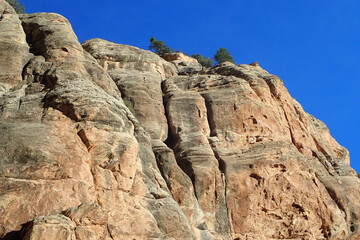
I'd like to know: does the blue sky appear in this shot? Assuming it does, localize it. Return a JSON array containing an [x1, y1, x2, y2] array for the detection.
[[21, 0, 360, 173]]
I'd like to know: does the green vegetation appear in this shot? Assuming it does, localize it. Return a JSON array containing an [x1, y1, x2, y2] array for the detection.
[[123, 99, 135, 114], [214, 47, 234, 64], [149, 37, 235, 66], [149, 37, 171, 56], [5, 0, 25, 14], [192, 54, 214, 68]]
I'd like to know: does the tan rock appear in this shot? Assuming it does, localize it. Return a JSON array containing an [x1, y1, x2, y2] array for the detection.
[[163, 77, 232, 238], [249, 61, 260, 67], [163, 52, 203, 74], [1, 2, 360, 239], [162, 62, 360, 239], [152, 140, 217, 239], [23, 215, 76, 240], [82, 38, 177, 80], [0, 8, 195, 240], [82, 39, 176, 141], [163, 52, 198, 63], [0, 1, 31, 89]]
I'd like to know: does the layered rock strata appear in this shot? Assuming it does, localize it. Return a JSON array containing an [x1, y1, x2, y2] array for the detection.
[[0, 1, 360, 239]]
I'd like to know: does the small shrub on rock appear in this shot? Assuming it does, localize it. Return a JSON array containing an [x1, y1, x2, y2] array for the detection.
[[214, 47, 234, 64], [149, 37, 171, 56], [5, 0, 25, 14], [192, 54, 214, 68]]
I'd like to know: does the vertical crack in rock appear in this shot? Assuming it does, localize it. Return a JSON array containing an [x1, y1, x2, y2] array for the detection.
[[161, 74, 232, 238], [161, 80, 199, 201], [76, 129, 91, 151], [325, 186, 347, 216], [152, 146, 173, 194], [203, 95, 217, 137], [201, 93, 232, 238], [21, 21, 35, 55], [17, 98, 22, 110], [106, 224, 115, 240], [161, 80, 177, 149], [281, 105, 303, 153]]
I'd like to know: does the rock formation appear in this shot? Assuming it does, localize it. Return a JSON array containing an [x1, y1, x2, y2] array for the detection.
[[0, 1, 360, 239], [162, 53, 203, 75]]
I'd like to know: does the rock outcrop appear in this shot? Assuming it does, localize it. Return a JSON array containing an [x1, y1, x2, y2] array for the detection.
[[0, 1, 360, 239], [163, 52, 203, 75]]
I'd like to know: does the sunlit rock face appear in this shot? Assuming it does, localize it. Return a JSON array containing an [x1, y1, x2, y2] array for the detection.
[[0, 1, 360, 239]]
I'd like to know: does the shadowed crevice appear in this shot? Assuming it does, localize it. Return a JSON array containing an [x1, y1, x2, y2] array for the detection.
[[161, 80, 177, 149], [200, 92, 232, 237], [1, 221, 32, 240]]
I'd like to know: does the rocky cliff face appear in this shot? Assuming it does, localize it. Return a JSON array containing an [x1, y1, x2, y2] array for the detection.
[[0, 1, 360, 239]]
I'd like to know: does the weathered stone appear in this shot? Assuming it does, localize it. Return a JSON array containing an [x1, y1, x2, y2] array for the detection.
[[163, 52, 198, 63], [1, 2, 360, 239], [0, 1, 31, 89], [82, 38, 177, 80], [23, 215, 76, 240], [82, 38, 176, 141], [152, 139, 217, 239], [0, 7, 195, 240], [164, 52, 203, 75], [162, 62, 360, 239], [163, 77, 232, 239]]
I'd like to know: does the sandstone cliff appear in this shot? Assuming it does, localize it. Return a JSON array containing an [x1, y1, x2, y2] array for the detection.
[[0, 1, 360, 239]]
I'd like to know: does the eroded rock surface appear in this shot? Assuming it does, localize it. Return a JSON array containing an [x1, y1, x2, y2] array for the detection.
[[164, 52, 203, 75], [82, 38, 176, 141], [0, 1, 360, 239], [0, 4, 196, 240], [0, 1, 30, 95]]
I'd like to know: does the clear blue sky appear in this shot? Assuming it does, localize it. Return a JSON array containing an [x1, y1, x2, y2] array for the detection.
[[22, 0, 360, 173]]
